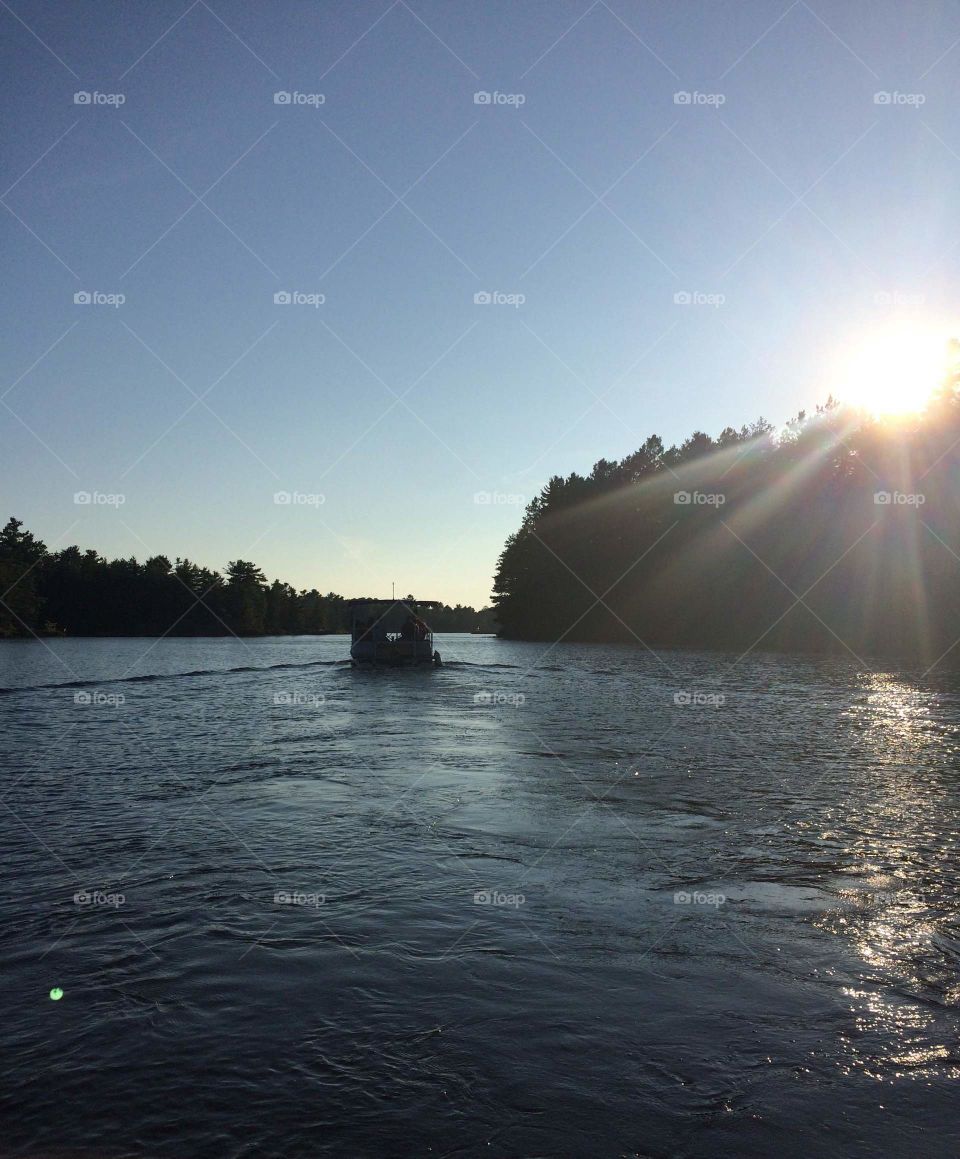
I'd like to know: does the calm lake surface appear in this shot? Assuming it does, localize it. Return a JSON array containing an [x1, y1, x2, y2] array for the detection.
[[2, 634, 959, 1157]]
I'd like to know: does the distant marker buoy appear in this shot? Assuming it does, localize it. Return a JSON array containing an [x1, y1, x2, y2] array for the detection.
[[49, 987, 64, 1001]]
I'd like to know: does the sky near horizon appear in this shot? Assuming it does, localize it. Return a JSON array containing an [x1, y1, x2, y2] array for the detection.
[[2, 0, 959, 609]]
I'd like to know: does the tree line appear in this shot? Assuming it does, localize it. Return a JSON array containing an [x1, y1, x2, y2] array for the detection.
[[0, 524, 497, 638], [493, 359, 960, 662]]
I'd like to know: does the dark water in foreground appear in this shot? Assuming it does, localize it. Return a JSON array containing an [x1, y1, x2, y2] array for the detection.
[[2, 634, 959, 1157]]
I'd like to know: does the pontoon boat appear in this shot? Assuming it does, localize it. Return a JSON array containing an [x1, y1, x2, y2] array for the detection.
[[349, 599, 443, 667]]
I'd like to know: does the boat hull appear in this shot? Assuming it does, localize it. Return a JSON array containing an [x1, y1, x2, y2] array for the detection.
[[350, 640, 437, 666]]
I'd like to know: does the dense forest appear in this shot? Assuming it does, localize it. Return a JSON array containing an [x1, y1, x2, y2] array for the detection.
[[493, 363, 960, 662], [0, 524, 496, 638]]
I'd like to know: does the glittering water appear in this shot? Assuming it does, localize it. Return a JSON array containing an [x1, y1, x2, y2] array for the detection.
[[2, 635, 959, 1157]]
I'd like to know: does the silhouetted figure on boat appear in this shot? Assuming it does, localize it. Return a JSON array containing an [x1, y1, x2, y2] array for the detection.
[[398, 612, 430, 642]]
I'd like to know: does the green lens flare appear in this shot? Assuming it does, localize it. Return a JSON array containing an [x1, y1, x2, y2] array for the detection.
[[49, 987, 64, 1001]]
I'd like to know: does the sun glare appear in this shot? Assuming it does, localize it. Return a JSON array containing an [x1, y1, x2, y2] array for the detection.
[[833, 324, 953, 417]]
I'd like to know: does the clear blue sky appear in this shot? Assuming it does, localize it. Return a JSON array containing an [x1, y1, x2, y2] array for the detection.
[[3, 0, 958, 608]]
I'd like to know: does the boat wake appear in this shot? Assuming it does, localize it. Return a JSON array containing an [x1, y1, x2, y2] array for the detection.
[[0, 657, 351, 697]]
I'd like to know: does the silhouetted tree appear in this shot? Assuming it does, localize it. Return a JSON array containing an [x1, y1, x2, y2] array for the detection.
[[0, 526, 496, 639], [0, 517, 47, 635], [492, 396, 960, 660]]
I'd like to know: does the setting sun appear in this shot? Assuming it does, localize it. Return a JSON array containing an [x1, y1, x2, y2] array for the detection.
[[833, 324, 954, 417]]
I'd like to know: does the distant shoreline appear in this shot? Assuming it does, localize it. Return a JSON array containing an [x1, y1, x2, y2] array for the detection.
[[0, 630, 494, 641]]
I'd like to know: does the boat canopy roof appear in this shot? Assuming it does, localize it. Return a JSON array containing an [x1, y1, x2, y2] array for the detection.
[[347, 598, 444, 608]]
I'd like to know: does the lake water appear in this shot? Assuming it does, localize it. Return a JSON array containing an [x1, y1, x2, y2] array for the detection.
[[1, 634, 959, 1157]]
